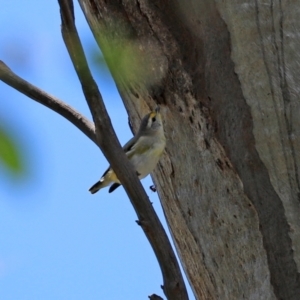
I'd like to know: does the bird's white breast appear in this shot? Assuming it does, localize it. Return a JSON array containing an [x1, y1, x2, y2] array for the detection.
[[130, 135, 166, 179]]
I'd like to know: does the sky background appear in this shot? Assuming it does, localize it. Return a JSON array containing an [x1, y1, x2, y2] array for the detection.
[[0, 1, 193, 299]]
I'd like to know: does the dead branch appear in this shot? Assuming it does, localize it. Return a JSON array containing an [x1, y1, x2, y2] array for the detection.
[[0, 61, 96, 144], [57, 0, 188, 299]]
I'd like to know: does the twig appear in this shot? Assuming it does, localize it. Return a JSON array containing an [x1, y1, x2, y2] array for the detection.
[[58, 0, 188, 299], [149, 294, 164, 300], [0, 61, 96, 144]]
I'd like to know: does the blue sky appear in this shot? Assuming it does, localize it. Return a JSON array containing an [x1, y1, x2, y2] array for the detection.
[[0, 1, 193, 299]]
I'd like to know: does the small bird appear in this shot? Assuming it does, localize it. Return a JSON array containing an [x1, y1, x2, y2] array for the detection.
[[89, 106, 166, 194]]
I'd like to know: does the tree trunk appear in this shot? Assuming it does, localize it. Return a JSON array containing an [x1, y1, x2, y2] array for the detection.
[[79, 1, 300, 299]]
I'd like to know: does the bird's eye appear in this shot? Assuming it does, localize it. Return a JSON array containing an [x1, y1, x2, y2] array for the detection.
[[152, 117, 156, 122]]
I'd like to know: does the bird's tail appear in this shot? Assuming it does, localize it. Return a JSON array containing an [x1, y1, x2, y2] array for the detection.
[[89, 178, 111, 194]]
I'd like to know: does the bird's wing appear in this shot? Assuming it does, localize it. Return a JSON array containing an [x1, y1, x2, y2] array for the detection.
[[100, 136, 137, 177], [126, 136, 152, 159], [100, 165, 111, 178], [122, 136, 137, 152]]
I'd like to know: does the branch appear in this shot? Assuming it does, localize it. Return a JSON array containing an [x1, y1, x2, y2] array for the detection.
[[58, 1, 188, 299], [0, 61, 97, 144], [149, 294, 164, 300]]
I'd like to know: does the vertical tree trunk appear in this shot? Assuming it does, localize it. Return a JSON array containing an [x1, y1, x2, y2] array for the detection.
[[79, 1, 300, 299]]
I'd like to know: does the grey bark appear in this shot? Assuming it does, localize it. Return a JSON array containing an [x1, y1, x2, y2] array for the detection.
[[0, 61, 96, 144], [79, 1, 300, 299], [58, 1, 188, 299]]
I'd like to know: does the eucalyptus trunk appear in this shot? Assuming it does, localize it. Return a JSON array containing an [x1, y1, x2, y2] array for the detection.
[[79, 1, 300, 299]]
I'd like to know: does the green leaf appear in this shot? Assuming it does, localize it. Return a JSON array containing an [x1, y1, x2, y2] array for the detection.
[[0, 126, 24, 175], [91, 27, 167, 88]]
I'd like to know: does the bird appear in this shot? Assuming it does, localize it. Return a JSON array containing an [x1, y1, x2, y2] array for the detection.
[[89, 106, 166, 194]]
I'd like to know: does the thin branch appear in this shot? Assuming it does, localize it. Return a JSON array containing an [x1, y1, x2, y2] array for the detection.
[[149, 294, 164, 300], [58, 1, 188, 299], [0, 60, 96, 144]]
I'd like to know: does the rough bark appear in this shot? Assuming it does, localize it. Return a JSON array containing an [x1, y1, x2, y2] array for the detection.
[[58, 1, 188, 299], [79, 1, 300, 299]]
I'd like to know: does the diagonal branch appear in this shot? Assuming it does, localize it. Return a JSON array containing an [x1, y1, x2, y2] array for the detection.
[[0, 60, 97, 144], [58, 0, 188, 299]]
